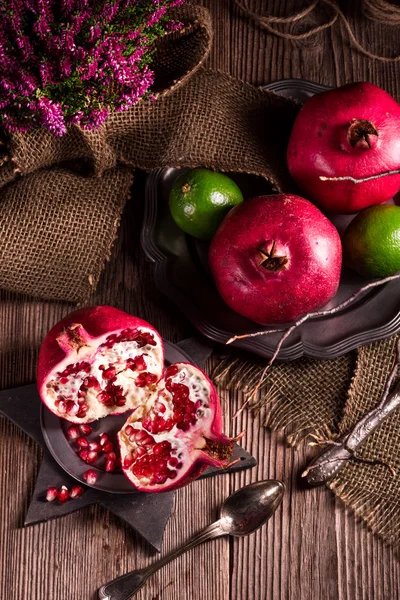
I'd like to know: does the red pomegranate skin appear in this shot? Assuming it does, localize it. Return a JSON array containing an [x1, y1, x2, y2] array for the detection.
[[287, 82, 400, 214], [209, 194, 342, 325]]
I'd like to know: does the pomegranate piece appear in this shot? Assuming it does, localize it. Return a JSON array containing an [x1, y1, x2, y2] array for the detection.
[[209, 195, 342, 325], [83, 469, 98, 485], [37, 306, 164, 424], [46, 487, 58, 502], [287, 82, 400, 213], [118, 363, 235, 493]]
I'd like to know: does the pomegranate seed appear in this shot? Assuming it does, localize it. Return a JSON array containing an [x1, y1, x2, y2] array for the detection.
[[83, 469, 98, 485], [97, 391, 112, 406], [153, 473, 167, 485], [168, 470, 177, 479], [56, 400, 67, 414], [89, 441, 101, 452], [102, 366, 116, 380], [78, 449, 89, 462], [103, 441, 114, 453], [135, 355, 147, 371], [115, 396, 126, 407], [79, 424, 92, 436], [57, 486, 69, 503], [77, 404, 88, 418], [146, 373, 158, 385], [86, 450, 98, 464], [125, 425, 134, 437], [157, 403, 166, 414], [46, 487, 58, 502], [153, 441, 172, 456], [83, 376, 99, 388], [70, 485, 84, 499], [135, 373, 147, 387], [123, 455, 134, 469], [66, 425, 80, 440], [60, 377, 69, 384], [168, 457, 179, 467], [99, 433, 110, 447], [136, 446, 146, 456], [76, 437, 89, 449], [66, 400, 79, 416], [106, 452, 117, 462], [105, 459, 116, 472], [165, 365, 179, 378]]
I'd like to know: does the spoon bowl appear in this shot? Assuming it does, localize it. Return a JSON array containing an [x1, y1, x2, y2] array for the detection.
[[219, 480, 285, 536]]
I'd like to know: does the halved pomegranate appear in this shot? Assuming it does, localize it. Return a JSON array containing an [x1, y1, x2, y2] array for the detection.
[[37, 306, 164, 423], [118, 363, 234, 492], [37, 306, 236, 492]]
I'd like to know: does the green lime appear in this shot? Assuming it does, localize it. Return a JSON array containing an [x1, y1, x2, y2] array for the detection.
[[169, 168, 243, 241], [343, 204, 400, 278]]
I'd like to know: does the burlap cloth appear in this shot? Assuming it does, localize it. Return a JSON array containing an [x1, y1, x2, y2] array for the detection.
[[0, 4, 399, 545]]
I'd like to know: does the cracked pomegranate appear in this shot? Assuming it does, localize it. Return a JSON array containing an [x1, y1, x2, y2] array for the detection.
[[38, 306, 236, 492], [209, 195, 342, 325], [287, 82, 400, 214]]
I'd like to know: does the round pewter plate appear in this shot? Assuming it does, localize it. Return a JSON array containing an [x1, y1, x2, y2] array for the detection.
[[141, 79, 400, 361], [41, 340, 194, 494]]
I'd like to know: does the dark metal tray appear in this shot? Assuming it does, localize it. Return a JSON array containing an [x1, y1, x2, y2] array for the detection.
[[141, 79, 400, 361]]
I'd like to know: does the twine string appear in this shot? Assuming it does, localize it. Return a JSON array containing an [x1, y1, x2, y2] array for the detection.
[[234, 0, 400, 62]]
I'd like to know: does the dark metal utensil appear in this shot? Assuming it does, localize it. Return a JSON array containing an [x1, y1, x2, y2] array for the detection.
[[98, 480, 285, 600]]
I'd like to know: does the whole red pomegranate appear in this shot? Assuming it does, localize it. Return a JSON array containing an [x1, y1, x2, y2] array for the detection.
[[287, 82, 400, 214], [37, 306, 235, 492], [209, 195, 342, 325]]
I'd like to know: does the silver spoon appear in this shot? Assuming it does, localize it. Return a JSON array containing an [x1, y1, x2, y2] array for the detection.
[[98, 480, 285, 600]]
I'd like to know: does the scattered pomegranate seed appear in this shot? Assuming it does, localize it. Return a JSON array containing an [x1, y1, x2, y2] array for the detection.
[[70, 485, 84, 499], [57, 486, 70, 503], [89, 441, 101, 452], [83, 469, 98, 485], [46, 487, 58, 502], [105, 459, 116, 472], [99, 432, 110, 446], [86, 450, 98, 464], [66, 425, 80, 440], [78, 449, 89, 462], [102, 441, 113, 453], [76, 436, 89, 448], [106, 452, 117, 462], [79, 424, 92, 436]]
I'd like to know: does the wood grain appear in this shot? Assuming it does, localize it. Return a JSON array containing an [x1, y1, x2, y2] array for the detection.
[[1, 1, 400, 599]]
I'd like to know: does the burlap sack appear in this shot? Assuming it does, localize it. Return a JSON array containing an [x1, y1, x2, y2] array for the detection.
[[0, 4, 297, 302]]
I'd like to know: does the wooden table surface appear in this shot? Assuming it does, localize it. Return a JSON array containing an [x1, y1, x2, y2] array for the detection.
[[1, 1, 400, 599]]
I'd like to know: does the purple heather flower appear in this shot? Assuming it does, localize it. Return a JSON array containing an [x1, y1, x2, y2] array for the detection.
[[0, 0, 186, 136]]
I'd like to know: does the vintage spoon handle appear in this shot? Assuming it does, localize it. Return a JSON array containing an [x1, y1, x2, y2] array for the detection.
[[98, 521, 225, 600], [305, 384, 400, 485]]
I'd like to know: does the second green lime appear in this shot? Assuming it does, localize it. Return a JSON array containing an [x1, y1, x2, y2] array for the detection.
[[169, 168, 244, 241], [343, 204, 400, 278]]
